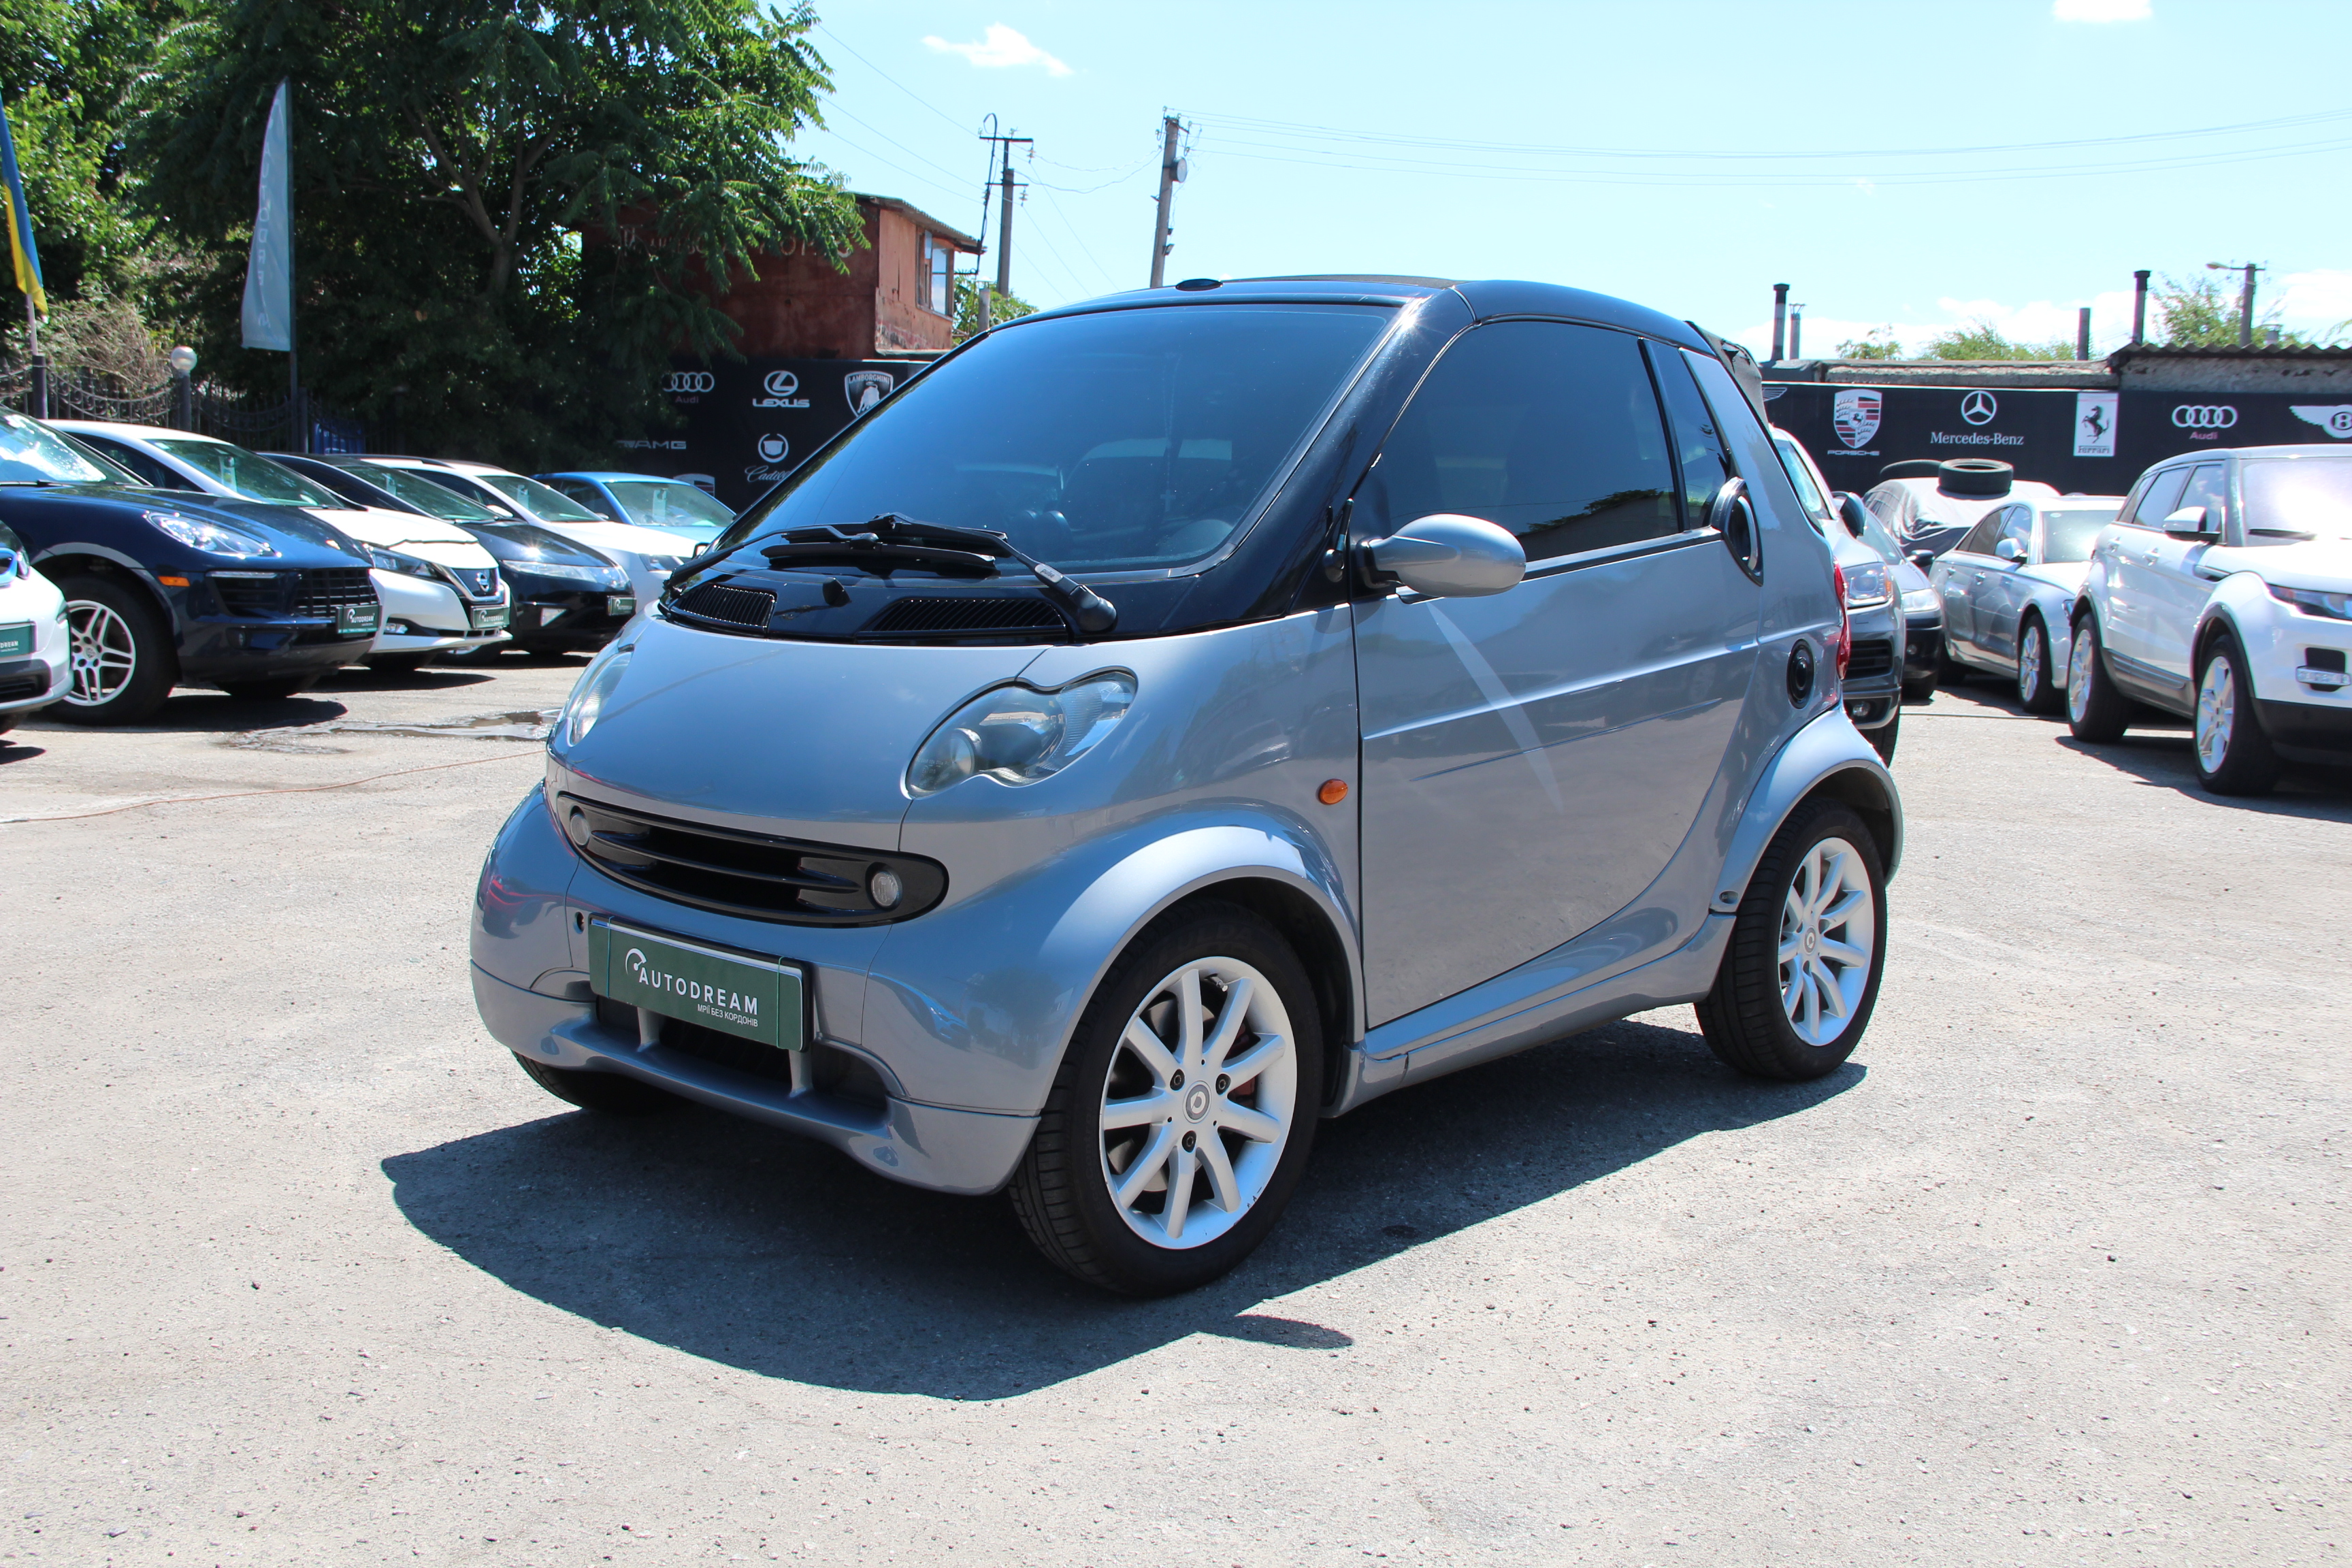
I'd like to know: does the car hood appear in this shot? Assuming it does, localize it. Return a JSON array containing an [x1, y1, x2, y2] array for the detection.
[[307, 504, 487, 553], [2206, 540, 2352, 593], [532, 519, 698, 557], [553, 613, 1045, 849]]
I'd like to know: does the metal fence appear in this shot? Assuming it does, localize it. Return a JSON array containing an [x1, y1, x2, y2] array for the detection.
[[1, 363, 367, 454]]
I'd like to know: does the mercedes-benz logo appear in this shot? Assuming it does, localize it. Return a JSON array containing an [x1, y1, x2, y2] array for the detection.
[[1960, 391, 1999, 426]]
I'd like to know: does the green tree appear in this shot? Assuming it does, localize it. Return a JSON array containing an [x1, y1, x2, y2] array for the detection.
[[1924, 320, 2075, 361], [128, 0, 863, 465], [2152, 272, 2306, 348], [954, 276, 1033, 341], [1835, 326, 1904, 360]]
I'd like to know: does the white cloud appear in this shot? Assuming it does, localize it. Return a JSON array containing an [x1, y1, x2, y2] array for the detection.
[[922, 24, 1073, 77], [2053, 0, 2151, 21], [2272, 268, 2352, 338]]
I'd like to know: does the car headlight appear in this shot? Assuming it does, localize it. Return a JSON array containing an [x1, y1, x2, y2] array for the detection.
[[1901, 587, 1939, 616], [559, 645, 633, 748], [370, 548, 440, 580], [906, 673, 1137, 797], [146, 510, 278, 559], [2269, 583, 2352, 621], [1841, 561, 1892, 608], [522, 561, 627, 587]]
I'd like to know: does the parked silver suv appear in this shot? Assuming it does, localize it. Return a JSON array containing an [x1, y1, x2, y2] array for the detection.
[[470, 277, 1902, 1294]]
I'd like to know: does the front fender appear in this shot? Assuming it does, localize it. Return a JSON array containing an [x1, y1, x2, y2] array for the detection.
[[1716, 706, 1903, 908], [29, 542, 178, 621], [859, 809, 1358, 1115]]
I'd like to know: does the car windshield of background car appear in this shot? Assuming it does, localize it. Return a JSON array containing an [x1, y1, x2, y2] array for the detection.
[[1773, 438, 1835, 530], [2038, 508, 2117, 563], [348, 461, 498, 521], [1850, 506, 1907, 564], [473, 472, 607, 523], [2240, 457, 2352, 542], [152, 438, 342, 507], [725, 303, 1391, 573], [0, 412, 118, 484], [606, 480, 732, 534]]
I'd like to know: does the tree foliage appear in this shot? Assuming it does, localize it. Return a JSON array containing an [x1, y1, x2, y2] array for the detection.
[[1835, 326, 1904, 361], [2152, 272, 2306, 348], [953, 276, 1033, 341], [1923, 321, 2075, 361], [127, 0, 862, 465]]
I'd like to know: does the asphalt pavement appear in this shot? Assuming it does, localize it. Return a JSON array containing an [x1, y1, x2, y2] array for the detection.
[[3, 655, 2347, 1567]]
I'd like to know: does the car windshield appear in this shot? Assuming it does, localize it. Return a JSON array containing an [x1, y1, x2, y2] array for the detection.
[[344, 460, 498, 521], [605, 480, 733, 536], [0, 411, 118, 483], [474, 471, 607, 522], [721, 302, 1391, 572], [152, 438, 342, 506], [2039, 507, 2117, 562], [2240, 457, 2352, 542]]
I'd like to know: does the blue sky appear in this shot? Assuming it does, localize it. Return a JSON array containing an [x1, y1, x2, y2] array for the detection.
[[797, 1, 2352, 357]]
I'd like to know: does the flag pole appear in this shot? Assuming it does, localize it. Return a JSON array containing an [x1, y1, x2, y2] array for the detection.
[[287, 86, 300, 453]]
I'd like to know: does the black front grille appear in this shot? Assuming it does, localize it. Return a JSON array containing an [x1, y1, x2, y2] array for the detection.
[[672, 581, 776, 630], [211, 574, 286, 617], [0, 657, 49, 702], [293, 568, 376, 617], [557, 792, 946, 926], [1847, 638, 1895, 679], [862, 595, 1068, 638]]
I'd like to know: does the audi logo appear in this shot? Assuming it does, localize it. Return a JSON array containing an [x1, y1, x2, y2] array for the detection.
[[2172, 404, 2238, 429], [663, 371, 715, 394]]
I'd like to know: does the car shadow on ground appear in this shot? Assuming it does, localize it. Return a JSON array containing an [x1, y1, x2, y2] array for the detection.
[[18, 691, 353, 734], [2055, 730, 2352, 816], [0, 736, 45, 763], [385, 1016, 1861, 1400], [323, 666, 497, 692]]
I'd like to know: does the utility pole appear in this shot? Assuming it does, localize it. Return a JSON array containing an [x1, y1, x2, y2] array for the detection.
[[1771, 283, 1789, 362], [2131, 270, 2151, 345], [1149, 114, 1187, 288], [975, 123, 1030, 329], [2208, 261, 2262, 347]]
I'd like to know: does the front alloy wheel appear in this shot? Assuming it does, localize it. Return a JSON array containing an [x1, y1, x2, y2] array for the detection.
[[53, 574, 172, 726], [2193, 635, 2282, 796], [1011, 903, 1322, 1294]]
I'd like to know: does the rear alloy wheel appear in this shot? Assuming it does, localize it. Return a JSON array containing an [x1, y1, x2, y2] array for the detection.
[[54, 574, 172, 726], [1009, 904, 1321, 1295], [2016, 617, 2061, 714], [2065, 611, 2131, 743], [2192, 634, 2283, 796], [1696, 799, 1886, 1081]]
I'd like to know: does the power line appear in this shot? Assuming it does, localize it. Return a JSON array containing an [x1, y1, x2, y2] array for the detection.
[[1031, 184, 1119, 293], [813, 23, 972, 135]]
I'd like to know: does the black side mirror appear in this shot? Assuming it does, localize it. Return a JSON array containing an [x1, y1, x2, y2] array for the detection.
[[1908, 550, 1936, 572]]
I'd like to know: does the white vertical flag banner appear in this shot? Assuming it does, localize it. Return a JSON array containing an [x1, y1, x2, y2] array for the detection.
[[240, 80, 292, 352]]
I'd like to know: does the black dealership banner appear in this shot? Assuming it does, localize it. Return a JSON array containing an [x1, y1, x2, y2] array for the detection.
[[1764, 380, 2352, 497], [613, 359, 919, 511]]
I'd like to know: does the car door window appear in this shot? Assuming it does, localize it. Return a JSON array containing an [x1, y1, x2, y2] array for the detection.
[[1652, 346, 1735, 529], [81, 437, 193, 490], [1998, 505, 2034, 557], [2127, 468, 2189, 527], [2176, 464, 2227, 532], [1366, 321, 1678, 563]]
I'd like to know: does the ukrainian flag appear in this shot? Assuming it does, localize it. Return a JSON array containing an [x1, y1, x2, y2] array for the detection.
[[0, 93, 46, 318]]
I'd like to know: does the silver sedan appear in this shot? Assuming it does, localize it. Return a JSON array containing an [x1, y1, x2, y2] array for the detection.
[[1927, 494, 2123, 713]]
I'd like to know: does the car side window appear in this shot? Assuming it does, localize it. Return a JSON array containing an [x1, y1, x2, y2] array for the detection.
[[1955, 510, 2004, 555], [1999, 505, 2034, 555], [2176, 464, 2227, 531], [82, 437, 191, 491], [552, 480, 602, 510], [1366, 320, 1678, 563], [1650, 345, 1735, 529], [2127, 468, 2189, 527]]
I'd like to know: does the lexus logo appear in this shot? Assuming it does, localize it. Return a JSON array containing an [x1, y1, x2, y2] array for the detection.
[[662, 371, 714, 394], [763, 370, 799, 398], [1959, 391, 1999, 426], [2172, 404, 2239, 430]]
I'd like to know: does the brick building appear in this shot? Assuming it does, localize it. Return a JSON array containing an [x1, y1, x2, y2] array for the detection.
[[685, 193, 982, 360]]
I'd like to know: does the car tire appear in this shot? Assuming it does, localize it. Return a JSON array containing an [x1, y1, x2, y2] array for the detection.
[[52, 574, 174, 727], [368, 653, 434, 678], [1008, 902, 1322, 1296], [1936, 642, 1969, 685], [1695, 798, 1886, 1082], [2065, 611, 2132, 743], [512, 1052, 679, 1115], [2192, 632, 2283, 797], [1863, 705, 1899, 762], [220, 676, 321, 702], [2015, 616, 2061, 714]]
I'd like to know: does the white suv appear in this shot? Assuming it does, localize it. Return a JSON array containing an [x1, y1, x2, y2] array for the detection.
[[2068, 445, 2352, 794]]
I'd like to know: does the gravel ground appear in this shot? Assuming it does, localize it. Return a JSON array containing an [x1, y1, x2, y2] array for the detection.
[[2, 659, 2346, 1567]]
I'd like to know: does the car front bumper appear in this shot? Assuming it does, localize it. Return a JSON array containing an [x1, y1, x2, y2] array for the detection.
[[368, 570, 510, 656], [2256, 698, 2352, 765]]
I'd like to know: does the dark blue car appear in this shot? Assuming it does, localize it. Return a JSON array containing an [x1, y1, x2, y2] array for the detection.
[[0, 410, 380, 724]]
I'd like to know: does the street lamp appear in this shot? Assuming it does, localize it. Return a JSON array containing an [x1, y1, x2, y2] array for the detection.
[[2206, 262, 2261, 348], [168, 345, 198, 430]]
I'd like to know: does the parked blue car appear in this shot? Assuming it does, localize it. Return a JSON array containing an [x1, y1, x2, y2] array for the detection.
[[473, 276, 1902, 1294], [0, 410, 378, 723], [535, 471, 735, 547]]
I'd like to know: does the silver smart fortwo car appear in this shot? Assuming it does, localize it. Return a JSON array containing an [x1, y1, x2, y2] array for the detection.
[[470, 276, 1903, 1295]]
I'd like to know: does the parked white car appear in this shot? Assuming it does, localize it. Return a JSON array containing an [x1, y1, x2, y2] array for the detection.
[[2069, 445, 2352, 794], [370, 457, 692, 606], [1928, 493, 2123, 712], [0, 519, 67, 732], [51, 422, 510, 673]]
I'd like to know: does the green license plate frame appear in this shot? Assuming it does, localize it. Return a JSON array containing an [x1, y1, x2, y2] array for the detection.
[[0, 623, 31, 658], [587, 919, 804, 1052], [607, 594, 636, 617], [470, 603, 510, 630], [336, 602, 380, 636]]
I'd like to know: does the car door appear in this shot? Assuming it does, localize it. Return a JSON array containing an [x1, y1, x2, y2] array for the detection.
[[1979, 503, 2039, 668], [2138, 462, 2227, 696], [1352, 322, 1763, 1026], [1935, 510, 2003, 660], [2102, 464, 2189, 674]]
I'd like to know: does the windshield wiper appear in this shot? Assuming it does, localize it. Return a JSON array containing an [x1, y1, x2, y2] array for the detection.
[[757, 513, 1117, 633]]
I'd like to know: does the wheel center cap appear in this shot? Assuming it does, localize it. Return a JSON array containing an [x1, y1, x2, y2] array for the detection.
[[1184, 1083, 1211, 1122], [1803, 927, 1820, 954]]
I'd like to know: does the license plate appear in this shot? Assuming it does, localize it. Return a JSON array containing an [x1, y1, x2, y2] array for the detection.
[[0, 623, 30, 658], [608, 595, 636, 617], [336, 602, 379, 635], [588, 920, 804, 1051], [470, 603, 510, 631]]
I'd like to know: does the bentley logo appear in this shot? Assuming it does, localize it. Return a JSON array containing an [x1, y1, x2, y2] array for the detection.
[[844, 370, 896, 414], [1833, 389, 1881, 449], [2289, 405, 2352, 439], [1959, 391, 1999, 426]]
